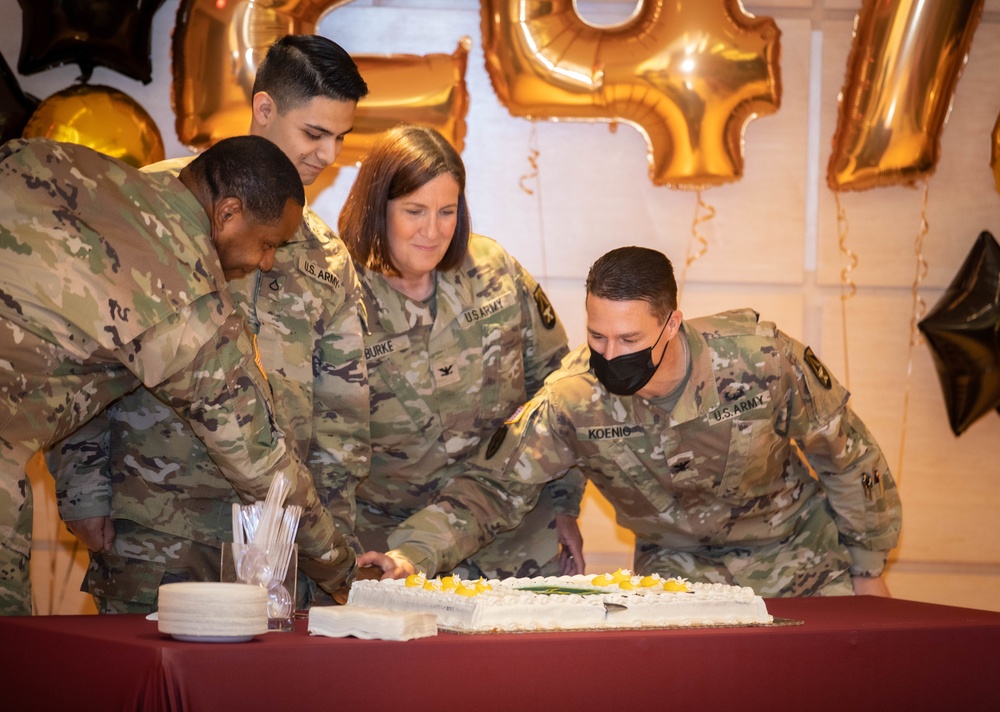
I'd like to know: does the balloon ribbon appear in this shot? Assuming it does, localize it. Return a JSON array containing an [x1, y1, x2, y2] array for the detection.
[[519, 125, 550, 284], [678, 191, 715, 300], [834, 193, 858, 389], [897, 181, 931, 488]]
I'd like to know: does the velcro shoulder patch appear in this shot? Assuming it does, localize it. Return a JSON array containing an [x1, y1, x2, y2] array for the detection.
[[533, 285, 557, 329], [803, 346, 832, 389], [298, 256, 343, 290]]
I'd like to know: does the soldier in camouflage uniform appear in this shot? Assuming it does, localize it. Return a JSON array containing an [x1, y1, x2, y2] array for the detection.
[[46, 36, 371, 613], [338, 125, 585, 580], [0, 135, 354, 616], [363, 247, 902, 597]]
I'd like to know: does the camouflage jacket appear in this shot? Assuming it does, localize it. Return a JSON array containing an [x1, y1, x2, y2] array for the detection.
[[358, 234, 583, 574], [388, 309, 901, 578], [0, 143, 352, 590], [51, 206, 371, 541]]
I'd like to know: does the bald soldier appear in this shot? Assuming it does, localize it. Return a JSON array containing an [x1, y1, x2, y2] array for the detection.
[[0, 136, 353, 615], [363, 246, 901, 597]]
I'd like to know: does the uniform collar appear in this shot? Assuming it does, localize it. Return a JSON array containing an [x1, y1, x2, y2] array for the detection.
[[362, 255, 475, 336]]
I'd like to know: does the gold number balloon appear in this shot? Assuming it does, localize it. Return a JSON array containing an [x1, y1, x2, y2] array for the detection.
[[827, 0, 984, 192], [480, 0, 782, 190], [22, 84, 165, 168], [335, 39, 470, 166], [171, 0, 469, 160]]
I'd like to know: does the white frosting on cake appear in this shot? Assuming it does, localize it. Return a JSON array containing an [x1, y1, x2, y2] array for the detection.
[[347, 571, 772, 632], [157, 582, 269, 638]]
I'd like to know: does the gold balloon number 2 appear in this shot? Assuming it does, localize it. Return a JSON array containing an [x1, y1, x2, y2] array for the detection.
[[171, 0, 470, 163]]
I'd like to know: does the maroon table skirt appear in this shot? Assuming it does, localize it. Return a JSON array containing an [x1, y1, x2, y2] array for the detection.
[[2, 596, 998, 711]]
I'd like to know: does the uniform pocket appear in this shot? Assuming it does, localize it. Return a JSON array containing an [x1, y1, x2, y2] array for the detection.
[[478, 320, 526, 422], [597, 440, 674, 513], [86, 552, 166, 605]]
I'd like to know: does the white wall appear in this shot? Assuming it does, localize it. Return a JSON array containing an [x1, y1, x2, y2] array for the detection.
[[3, 0, 999, 613]]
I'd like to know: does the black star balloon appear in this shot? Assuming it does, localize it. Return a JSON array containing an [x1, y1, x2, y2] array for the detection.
[[0, 50, 38, 143], [918, 231, 1000, 436], [16, 0, 166, 84]]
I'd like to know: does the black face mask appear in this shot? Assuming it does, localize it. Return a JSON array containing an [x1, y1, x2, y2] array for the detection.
[[589, 313, 672, 396]]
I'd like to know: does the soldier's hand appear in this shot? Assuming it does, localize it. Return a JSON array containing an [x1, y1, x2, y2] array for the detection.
[[357, 550, 417, 580], [556, 514, 585, 575], [66, 516, 115, 552]]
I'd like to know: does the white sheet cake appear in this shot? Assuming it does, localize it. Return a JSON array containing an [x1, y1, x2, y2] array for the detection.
[[347, 570, 772, 632]]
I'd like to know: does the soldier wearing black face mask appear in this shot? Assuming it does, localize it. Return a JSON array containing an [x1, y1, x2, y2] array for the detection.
[[589, 313, 672, 396], [362, 246, 901, 601]]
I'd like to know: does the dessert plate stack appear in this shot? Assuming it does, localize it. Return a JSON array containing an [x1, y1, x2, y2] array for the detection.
[[158, 582, 269, 642]]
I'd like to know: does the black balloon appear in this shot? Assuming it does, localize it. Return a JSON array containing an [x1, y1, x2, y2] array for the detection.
[[0, 51, 38, 143], [16, 0, 166, 83], [918, 231, 1000, 436]]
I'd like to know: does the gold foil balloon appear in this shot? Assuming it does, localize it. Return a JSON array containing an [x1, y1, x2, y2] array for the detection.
[[22, 84, 165, 168], [172, 0, 469, 160], [336, 39, 470, 165], [480, 0, 782, 190], [827, 0, 984, 192]]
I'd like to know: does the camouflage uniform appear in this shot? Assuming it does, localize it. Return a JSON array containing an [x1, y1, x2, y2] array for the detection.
[[0, 138, 352, 615], [48, 156, 370, 613], [357, 234, 583, 579], [387, 309, 902, 597]]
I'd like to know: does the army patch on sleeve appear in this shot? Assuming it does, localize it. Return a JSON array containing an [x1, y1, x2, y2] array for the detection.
[[533, 285, 557, 330], [297, 256, 343, 290], [484, 425, 508, 459], [803, 347, 832, 389]]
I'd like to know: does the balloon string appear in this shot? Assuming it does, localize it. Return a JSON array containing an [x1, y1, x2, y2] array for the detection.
[[678, 191, 714, 301], [834, 193, 857, 389], [519, 127, 540, 196], [520, 124, 549, 283], [896, 181, 931, 489]]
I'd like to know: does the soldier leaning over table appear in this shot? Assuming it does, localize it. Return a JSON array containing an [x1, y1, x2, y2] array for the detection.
[[0, 134, 354, 616], [337, 125, 587, 582], [362, 246, 902, 597], [47, 35, 372, 614]]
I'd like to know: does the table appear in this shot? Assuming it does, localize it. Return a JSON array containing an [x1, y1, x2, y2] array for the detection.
[[2, 596, 998, 711]]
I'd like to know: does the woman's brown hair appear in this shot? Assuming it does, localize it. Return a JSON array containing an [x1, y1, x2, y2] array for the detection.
[[338, 124, 471, 276]]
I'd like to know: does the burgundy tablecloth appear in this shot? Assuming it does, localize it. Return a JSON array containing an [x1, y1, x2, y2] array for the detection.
[[2, 596, 998, 711]]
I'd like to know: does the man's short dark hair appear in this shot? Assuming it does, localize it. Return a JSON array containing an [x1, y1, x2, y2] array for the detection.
[[188, 135, 304, 223], [253, 34, 369, 111], [586, 246, 678, 320]]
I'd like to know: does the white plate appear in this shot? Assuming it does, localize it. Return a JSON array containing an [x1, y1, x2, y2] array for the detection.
[[170, 633, 257, 643]]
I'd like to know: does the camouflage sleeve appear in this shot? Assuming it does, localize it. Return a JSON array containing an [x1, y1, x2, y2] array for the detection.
[[310, 264, 370, 556], [47, 408, 114, 523], [140, 311, 356, 592], [508, 255, 582, 518], [386, 392, 578, 575], [547, 468, 586, 518], [511, 256, 569, 398], [783, 334, 902, 577]]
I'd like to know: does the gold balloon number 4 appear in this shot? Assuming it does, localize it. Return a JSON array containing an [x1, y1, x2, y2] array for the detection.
[[481, 0, 782, 191]]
